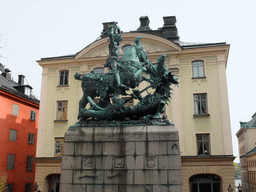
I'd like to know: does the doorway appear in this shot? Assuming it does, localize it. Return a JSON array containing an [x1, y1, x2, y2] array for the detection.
[[190, 174, 221, 192], [47, 174, 60, 192]]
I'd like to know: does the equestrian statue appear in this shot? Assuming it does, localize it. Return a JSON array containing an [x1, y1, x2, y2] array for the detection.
[[74, 22, 178, 124]]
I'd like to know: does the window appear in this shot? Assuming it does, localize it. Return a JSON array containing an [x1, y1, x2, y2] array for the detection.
[[25, 183, 32, 192], [194, 93, 208, 115], [26, 156, 33, 171], [59, 70, 69, 86], [9, 130, 17, 141], [11, 104, 19, 116], [192, 60, 205, 78], [94, 67, 104, 74], [5, 184, 13, 192], [28, 133, 35, 144], [56, 101, 68, 120], [24, 86, 32, 96], [30, 111, 36, 121], [55, 138, 64, 157], [6, 154, 15, 170], [196, 134, 210, 155]]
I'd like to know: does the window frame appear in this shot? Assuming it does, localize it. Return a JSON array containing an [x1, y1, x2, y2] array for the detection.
[[58, 70, 69, 86], [6, 154, 15, 170], [196, 134, 211, 156], [54, 137, 64, 157], [55, 100, 68, 122], [192, 60, 205, 79], [30, 110, 36, 121], [9, 129, 17, 141], [11, 104, 19, 116], [25, 183, 32, 192], [28, 133, 35, 145], [26, 156, 33, 171], [193, 93, 209, 117]]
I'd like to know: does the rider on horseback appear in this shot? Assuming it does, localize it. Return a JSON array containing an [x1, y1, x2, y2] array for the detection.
[[104, 22, 127, 90]]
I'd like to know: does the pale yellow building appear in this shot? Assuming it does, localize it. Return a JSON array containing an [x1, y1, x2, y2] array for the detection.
[[236, 113, 256, 191], [35, 16, 235, 192]]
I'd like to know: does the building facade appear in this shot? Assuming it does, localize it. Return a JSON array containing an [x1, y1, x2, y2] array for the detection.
[[236, 113, 256, 191], [35, 16, 235, 192], [0, 65, 39, 192]]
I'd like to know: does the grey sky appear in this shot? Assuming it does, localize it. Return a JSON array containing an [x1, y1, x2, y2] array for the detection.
[[1, 0, 255, 162]]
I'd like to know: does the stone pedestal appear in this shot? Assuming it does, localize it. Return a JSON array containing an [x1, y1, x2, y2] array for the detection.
[[60, 124, 182, 192]]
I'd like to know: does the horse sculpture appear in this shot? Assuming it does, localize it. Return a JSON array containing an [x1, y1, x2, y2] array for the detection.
[[75, 23, 178, 122], [74, 38, 150, 119]]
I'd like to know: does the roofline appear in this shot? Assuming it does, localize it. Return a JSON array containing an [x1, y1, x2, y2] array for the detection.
[[181, 42, 229, 49], [0, 86, 40, 106], [39, 54, 76, 61]]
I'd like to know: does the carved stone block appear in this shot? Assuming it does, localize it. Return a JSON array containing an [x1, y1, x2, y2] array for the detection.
[[104, 170, 133, 184], [62, 156, 81, 170], [146, 156, 158, 169], [82, 156, 95, 169], [114, 157, 126, 168], [73, 170, 104, 184]]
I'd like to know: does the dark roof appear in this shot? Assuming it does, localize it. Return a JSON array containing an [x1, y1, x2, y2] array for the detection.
[[0, 74, 39, 104], [240, 112, 256, 128]]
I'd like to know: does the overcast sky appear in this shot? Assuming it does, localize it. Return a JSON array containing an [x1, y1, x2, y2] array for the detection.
[[1, 0, 255, 162]]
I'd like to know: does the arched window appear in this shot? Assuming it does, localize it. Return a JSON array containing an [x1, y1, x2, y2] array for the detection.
[[47, 174, 60, 192], [190, 174, 221, 192], [192, 61, 205, 78]]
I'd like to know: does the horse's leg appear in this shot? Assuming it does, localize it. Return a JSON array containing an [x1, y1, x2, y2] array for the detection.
[[78, 94, 88, 119]]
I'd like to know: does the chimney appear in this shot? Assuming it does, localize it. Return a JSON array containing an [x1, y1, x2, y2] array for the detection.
[[18, 75, 25, 85], [2, 68, 12, 80], [160, 16, 180, 41]]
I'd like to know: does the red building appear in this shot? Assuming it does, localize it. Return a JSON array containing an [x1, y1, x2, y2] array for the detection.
[[0, 65, 39, 192]]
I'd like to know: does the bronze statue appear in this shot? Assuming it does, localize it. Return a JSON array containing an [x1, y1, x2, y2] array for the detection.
[[75, 23, 178, 124], [104, 22, 127, 90]]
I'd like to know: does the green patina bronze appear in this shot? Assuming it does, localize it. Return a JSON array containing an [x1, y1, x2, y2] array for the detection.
[[74, 23, 178, 124]]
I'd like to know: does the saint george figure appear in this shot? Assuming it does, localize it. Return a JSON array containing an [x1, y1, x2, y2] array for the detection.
[[104, 23, 127, 89]]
